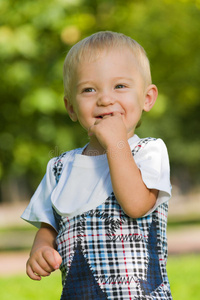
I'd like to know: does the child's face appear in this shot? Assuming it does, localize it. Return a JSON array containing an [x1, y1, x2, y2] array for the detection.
[[65, 47, 154, 140]]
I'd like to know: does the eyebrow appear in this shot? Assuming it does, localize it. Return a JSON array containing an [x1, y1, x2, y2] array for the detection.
[[76, 81, 94, 88], [112, 77, 134, 82], [76, 77, 134, 88]]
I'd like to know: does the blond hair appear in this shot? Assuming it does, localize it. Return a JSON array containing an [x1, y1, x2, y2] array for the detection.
[[63, 31, 152, 100]]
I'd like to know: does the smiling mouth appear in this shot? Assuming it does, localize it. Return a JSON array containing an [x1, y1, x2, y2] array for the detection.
[[96, 113, 113, 119]]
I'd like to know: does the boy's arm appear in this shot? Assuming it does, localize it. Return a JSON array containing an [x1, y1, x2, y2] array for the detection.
[[26, 223, 62, 281], [89, 113, 158, 218], [107, 140, 158, 218]]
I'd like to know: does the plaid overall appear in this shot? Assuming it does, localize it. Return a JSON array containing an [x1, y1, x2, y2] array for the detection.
[[52, 139, 172, 300]]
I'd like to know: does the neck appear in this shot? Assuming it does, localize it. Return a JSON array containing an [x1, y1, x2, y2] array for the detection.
[[83, 136, 106, 156]]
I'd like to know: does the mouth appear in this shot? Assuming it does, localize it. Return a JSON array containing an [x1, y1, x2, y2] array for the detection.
[[96, 113, 113, 119]]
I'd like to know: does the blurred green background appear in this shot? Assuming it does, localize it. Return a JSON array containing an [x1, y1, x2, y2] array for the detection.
[[0, 1, 200, 299], [0, 0, 200, 202]]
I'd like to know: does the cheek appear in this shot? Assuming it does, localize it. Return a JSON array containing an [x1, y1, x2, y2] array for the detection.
[[76, 103, 88, 117], [75, 103, 93, 126], [124, 100, 143, 122], [125, 98, 139, 113]]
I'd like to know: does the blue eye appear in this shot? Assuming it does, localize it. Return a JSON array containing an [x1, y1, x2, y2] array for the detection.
[[115, 84, 125, 89]]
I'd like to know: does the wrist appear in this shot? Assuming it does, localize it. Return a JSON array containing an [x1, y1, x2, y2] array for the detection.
[[106, 139, 132, 161]]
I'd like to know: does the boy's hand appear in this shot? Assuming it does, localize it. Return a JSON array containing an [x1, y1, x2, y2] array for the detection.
[[26, 246, 62, 281], [88, 112, 127, 151]]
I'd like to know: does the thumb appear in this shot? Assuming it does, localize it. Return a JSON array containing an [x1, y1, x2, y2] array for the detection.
[[53, 250, 62, 269]]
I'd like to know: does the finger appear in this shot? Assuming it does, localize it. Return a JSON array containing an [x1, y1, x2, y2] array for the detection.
[[27, 254, 52, 276], [53, 250, 62, 269], [28, 259, 51, 277], [112, 111, 122, 118], [102, 114, 112, 119], [26, 263, 42, 281], [43, 249, 61, 270]]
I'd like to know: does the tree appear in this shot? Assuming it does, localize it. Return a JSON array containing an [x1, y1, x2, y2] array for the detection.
[[0, 0, 199, 202]]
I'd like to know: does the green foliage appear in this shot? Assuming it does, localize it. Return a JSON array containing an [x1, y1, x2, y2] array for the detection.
[[0, 0, 200, 197]]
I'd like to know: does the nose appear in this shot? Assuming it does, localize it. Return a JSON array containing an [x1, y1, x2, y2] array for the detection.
[[97, 93, 115, 106]]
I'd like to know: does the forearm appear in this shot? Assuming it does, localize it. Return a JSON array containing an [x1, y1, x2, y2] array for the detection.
[[27, 223, 61, 280], [107, 141, 157, 218], [30, 223, 57, 255]]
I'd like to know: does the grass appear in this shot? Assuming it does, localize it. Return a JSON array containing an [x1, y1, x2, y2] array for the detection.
[[167, 254, 200, 300], [0, 271, 62, 300], [0, 254, 200, 299]]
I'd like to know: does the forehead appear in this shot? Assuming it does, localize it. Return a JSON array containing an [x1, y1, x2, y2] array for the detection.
[[74, 46, 141, 79], [79, 45, 136, 64], [73, 48, 146, 91]]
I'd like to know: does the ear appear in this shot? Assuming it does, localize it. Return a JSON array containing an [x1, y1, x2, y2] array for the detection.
[[64, 97, 78, 122], [143, 84, 158, 112]]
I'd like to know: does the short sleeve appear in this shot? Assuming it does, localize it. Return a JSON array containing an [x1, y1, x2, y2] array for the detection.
[[134, 138, 171, 216], [21, 158, 58, 231]]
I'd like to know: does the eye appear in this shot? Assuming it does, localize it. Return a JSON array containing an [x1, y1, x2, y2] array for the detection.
[[82, 87, 95, 93], [115, 84, 126, 89]]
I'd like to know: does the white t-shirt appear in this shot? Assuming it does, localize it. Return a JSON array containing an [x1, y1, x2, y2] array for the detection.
[[21, 135, 171, 231]]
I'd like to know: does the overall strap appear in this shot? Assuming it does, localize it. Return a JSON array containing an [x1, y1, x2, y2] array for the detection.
[[52, 152, 67, 184], [131, 137, 156, 156]]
